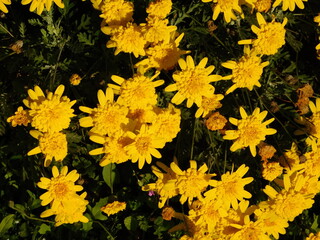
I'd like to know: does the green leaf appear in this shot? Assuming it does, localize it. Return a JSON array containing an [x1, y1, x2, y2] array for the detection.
[[38, 223, 51, 235], [124, 216, 137, 231], [91, 197, 108, 221], [0, 214, 15, 236], [102, 163, 116, 193]]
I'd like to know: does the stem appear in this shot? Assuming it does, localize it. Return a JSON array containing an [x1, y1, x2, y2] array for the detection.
[[10, 206, 54, 224], [50, 40, 66, 90], [190, 117, 196, 160], [94, 221, 115, 240], [0, 23, 14, 38]]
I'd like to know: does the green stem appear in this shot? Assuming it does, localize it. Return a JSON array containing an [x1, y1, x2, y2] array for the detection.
[[0, 23, 14, 38], [94, 220, 115, 240], [10, 206, 54, 224], [190, 117, 196, 160]]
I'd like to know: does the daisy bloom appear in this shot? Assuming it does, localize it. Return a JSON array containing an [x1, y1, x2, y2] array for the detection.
[[0, 0, 10, 13], [27, 130, 67, 167], [170, 160, 216, 204], [101, 201, 126, 216], [205, 164, 253, 210], [306, 232, 320, 240], [37, 166, 84, 206], [223, 107, 277, 157], [146, 0, 172, 19], [205, 112, 227, 131], [126, 124, 166, 169], [202, 0, 243, 23], [195, 92, 224, 118], [69, 74, 82, 86], [99, 0, 133, 26], [261, 161, 283, 182], [273, 0, 308, 11], [109, 72, 164, 110], [143, 18, 177, 45], [7, 106, 31, 127], [135, 33, 190, 73], [221, 46, 269, 94], [21, 0, 64, 15], [89, 132, 133, 166], [258, 142, 276, 161], [165, 55, 222, 108], [102, 23, 147, 58], [142, 161, 178, 208], [252, 0, 272, 12], [230, 219, 271, 240], [79, 88, 129, 136], [23, 85, 76, 133], [238, 13, 287, 56]]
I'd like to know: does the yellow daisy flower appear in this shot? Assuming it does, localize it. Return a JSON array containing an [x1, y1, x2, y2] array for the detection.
[[205, 164, 253, 210], [21, 0, 64, 15], [143, 18, 177, 45], [238, 13, 287, 56], [7, 106, 31, 127], [223, 107, 277, 157], [109, 72, 164, 110], [69, 73, 82, 86], [253, 0, 272, 12], [126, 124, 166, 169], [27, 130, 67, 167], [195, 92, 224, 118], [79, 88, 129, 136], [273, 0, 308, 11], [306, 232, 320, 240], [165, 55, 222, 108], [102, 23, 147, 58], [99, 0, 133, 26], [0, 0, 10, 13], [261, 161, 283, 182], [205, 112, 227, 131], [146, 0, 172, 19], [23, 85, 76, 133], [170, 160, 216, 204], [135, 33, 190, 73], [221, 46, 269, 94], [230, 219, 271, 240], [37, 166, 84, 206], [202, 0, 243, 23], [101, 201, 126, 216]]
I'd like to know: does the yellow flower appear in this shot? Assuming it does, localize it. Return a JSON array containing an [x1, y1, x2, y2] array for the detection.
[[102, 23, 147, 58], [0, 0, 10, 14], [135, 33, 190, 73], [273, 0, 308, 11], [143, 18, 177, 45], [205, 112, 227, 131], [162, 206, 176, 220], [109, 72, 164, 110], [69, 74, 82, 86], [99, 0, 133, 26], [126, 124, 166, 169], [221, 46, 269, 94], [202, 0, 243, 23], [24, 85, 76, 133], [27, 130, 67, 167], [306, 232, 320, 240], [303, 141, 320, 177], [79, 88, 129, 136], [261, 161, 283, 181], [101, 201, 126, 216], [165, 55, 222, 108], [205, 164, 253, 210], [315, 14, 320, 26], [37, 166, 84, 206], [258, 142, 276, 161], [170, 160, 216, 204], [238, 13, 287, 56], [223, 107, 277, 157], [7, 106, 31, 127], [253, 0, 272, 12], [41, 192, 89, 226], [142, 161, 178, 208], [89, 132, 132, 166], [146, 0, 172, 19], [195, 92, 224, 118], [230, 220, 271, 240], [21, 0, 64, 15]]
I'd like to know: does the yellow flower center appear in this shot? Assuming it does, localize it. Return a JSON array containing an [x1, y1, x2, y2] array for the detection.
[[53, 182, 69, 198], [237, 117, 266, 146], [136, 136, 151, 154]]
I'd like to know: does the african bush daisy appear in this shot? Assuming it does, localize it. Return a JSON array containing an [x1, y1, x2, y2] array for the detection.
[[202, 0, 243, 23], [99, 0, 134, 26], [195, 92, 224, 118], [165, 55, 222, 108], [223, 107, 277, 157], [101, 201, 126, 216], [23, 85, 76, 133], [238, 13, 287, 56], [306, 232, 320, 240], [273, 0, 308, 11], [27, 130, 67, 167], [21, 0, 64, 15], [143, 18, 177, 45], [146, 0, 172, 19], [221, 46, 269, 94], [7, 106, 30, 127]]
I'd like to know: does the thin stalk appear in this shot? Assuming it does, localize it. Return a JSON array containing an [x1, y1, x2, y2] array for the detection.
[[94, 221, 115, 240]]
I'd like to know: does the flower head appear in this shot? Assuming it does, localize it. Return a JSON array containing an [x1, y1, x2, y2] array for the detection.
[[252, 0, 272, 12], [165, 55, 222, 108], [205, 112, 228, 131], [24, 85, 76, 133], [273, 0, 308, 11], [238, 13, 287, 56], [195, 92, 224, 118], [306, 232, 320, 240], [221, 46, 269, 94], [146, 0, 172, 19], [261, 161, 283, 181], [202, 0, 243, 23], [99, 0, 133, 26], [101, 201, 126, 216], [223, 107, 277, 157], [7, 106, 31, 127], [69, 74, 82, 86], [21, 0, 64, 15], [27, 130, 67, 167]]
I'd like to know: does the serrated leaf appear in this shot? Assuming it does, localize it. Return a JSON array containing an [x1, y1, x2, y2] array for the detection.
[[77, 32, 95, 46], [38, 224, 51, 235], [102, 163, 116, 193], [91, 197, 108, 220], [124, 216, 137, 231], [0, 214, 14, 235]]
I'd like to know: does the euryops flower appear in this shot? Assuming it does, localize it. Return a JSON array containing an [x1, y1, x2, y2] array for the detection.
[[21, 0, 64, 15], [7, 106, 30, 127], [273, 0, 308, 11], [202, 0, 243, 23], [101, 201, 126, 216]]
